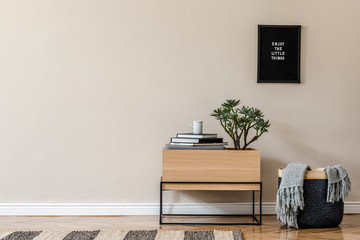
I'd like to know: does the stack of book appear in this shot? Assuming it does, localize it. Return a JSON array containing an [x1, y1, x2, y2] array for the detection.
[[165, 133, 228, 150]]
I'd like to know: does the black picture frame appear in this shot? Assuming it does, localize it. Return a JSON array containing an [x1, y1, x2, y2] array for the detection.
[[257, 25, 301, 83]]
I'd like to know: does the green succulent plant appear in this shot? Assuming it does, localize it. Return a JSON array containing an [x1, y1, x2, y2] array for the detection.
[[211, 99, 270, 150]]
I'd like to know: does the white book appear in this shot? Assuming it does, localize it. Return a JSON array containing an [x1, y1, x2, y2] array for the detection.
[[176, 133, 218, 139]]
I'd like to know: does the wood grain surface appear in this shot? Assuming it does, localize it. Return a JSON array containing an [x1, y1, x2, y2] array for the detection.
[[0, 215, 358, 240], [162, 149, 261, 182]]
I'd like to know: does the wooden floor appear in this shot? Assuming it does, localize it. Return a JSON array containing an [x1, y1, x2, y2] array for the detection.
[[0, 215, 359, 240]]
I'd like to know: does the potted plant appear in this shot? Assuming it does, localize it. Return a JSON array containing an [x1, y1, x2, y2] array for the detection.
[[211, 99, 270, 150], [162, 99, 270, 183]]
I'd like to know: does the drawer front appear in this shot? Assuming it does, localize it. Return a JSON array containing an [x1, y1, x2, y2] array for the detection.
[[162, 149, 260, 182]]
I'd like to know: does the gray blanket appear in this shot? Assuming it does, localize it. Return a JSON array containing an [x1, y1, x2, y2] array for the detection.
[[325, 165, 351, 203], [276, 163, 351, 228], [276, 162, 309, 228]]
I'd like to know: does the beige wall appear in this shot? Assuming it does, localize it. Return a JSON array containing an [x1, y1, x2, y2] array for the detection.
[[0, 0, 359, 204]]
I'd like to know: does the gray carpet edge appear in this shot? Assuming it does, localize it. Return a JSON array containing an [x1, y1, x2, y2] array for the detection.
[[0, 229, 242, 240]]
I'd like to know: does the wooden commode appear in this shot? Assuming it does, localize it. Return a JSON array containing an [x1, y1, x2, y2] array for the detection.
[[160, 149, 262, 225]]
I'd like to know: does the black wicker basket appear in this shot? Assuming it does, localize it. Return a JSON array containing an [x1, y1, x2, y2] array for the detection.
[[278, 169, 344, 228]]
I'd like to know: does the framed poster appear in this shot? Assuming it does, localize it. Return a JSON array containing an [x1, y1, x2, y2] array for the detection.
[[257, 25, 301, 83]]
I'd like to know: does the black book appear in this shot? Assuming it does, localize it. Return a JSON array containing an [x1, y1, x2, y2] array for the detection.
[[169, 142, 228, 146], [176, 133, 217, 139], [171, 137, 223, 144], [165, 144, 225, 150]]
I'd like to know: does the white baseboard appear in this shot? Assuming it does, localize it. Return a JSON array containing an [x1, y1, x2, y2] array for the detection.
[[0, 202, 359, 216]]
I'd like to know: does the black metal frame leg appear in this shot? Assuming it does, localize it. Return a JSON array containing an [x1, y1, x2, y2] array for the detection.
[[159, 178, 262, 225]]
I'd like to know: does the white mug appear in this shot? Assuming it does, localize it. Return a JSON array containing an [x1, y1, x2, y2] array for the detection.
[[191, 121, 203, 134]]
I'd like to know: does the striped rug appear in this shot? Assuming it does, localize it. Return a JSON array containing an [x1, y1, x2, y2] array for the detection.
[[0, 230, 242, 240]]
